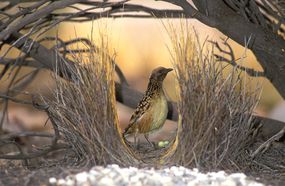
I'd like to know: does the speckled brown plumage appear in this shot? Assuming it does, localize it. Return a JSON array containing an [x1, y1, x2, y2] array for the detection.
[[123, 67, 173, 147]]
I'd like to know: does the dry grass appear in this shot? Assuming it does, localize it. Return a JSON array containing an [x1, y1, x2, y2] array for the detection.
[[43, 22, 284, 185], [45, 33, 137, 166], [163, 21, 260, 171], [44, 21, 260, 169]]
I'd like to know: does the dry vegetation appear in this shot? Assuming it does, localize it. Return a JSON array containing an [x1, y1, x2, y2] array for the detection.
[[163, 22, 259, 170], [1, 1, 285, 184], [45, 33, 138, 166], [21, 22, 283, 185], [162, 22, 284, 184]]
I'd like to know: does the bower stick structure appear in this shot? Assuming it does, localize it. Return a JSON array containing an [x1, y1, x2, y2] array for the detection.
[[0, 33, 284, 165]]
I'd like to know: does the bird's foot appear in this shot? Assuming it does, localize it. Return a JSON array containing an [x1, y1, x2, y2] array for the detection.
[[146, 141, 157, 150], [135, 143, 140, 150]]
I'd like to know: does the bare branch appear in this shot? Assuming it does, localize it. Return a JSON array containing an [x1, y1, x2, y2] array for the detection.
[[0, 143, 69, 160], [115, 65, 129, 86], [210, 40, 265, 77], [0, 0, 86, 41], [0, 92, 65, 161], [251, 126, 285, 158], [0, 0, 50, 31], [0, 132, 53, 141], [0, 93, 34, 106]]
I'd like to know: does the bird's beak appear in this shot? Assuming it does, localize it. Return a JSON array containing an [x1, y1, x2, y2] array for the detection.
[[165, 68, 173, 73]]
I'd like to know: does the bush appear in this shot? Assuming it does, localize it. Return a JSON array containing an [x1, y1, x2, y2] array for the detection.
[[46, 34, 137, 166], [163, 22, 259, 171]]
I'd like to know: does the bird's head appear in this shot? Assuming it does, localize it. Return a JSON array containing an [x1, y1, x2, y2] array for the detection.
[[150, 66, 173, 82]]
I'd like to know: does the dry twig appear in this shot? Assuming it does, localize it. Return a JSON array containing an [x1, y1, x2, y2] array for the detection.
[[251, 126, 285, 158]]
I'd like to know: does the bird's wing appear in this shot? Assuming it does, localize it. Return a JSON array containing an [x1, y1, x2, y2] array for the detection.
[[123, 96, 152, 134]]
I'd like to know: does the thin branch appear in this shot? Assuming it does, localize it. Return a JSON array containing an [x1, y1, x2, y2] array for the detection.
[[0, 131, 53, 141], [0, 143, 69, 160], [0, 94, 34, 105], [115, 64, 129, 86], [0, 0, 87, 41], [251, 126, 285, 158], [210, 40, 265, 77], [0, 141, 28, 165], [0, 0, 50, 31], [0, 95, 65, 161]]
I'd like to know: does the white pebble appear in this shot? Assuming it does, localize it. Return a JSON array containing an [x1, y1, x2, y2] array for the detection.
[[65, 178, 75, 186], [220, 179, 237, 186], [48, 165, 264, 186], [49, 177, 57, 185], [57, 179, 66, 185], [99, 177, 114, 186], [76, 172, 89, 183]]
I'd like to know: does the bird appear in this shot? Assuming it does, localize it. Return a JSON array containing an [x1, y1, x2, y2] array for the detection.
[[123, 66, 173, 149]]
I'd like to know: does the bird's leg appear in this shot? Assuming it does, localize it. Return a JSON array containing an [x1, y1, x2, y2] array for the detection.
[[134, 128, 140, 149], [144, 134, 155, 148]]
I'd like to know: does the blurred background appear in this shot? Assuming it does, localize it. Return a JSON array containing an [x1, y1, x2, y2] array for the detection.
[[0, 1, 284, 142]]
